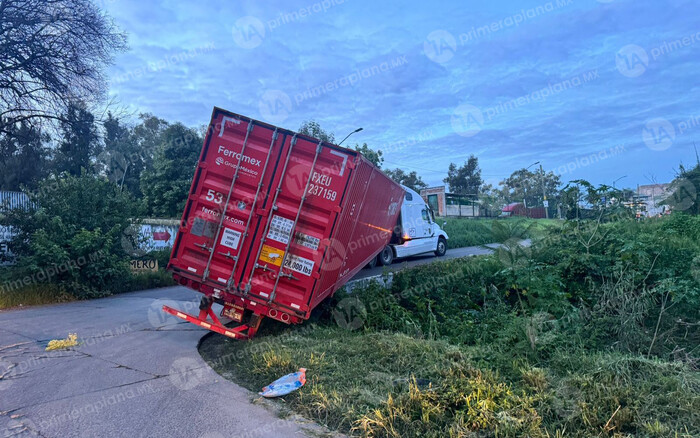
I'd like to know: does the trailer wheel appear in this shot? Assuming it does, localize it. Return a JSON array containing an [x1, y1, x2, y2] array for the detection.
[[378, 246, 394, 266], [435, 237, 447, 257]]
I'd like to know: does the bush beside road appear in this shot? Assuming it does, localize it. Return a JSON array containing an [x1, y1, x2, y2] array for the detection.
[[201, 213, 700, 437]]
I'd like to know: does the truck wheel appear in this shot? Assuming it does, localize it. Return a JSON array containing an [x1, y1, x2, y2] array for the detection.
[[378, 246, 394, 266], [435, 237, 447, 257]]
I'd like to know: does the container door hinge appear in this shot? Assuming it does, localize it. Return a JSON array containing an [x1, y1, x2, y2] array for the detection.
[[278, 271, 299, 281], [194, 243, 212, 252], [255, 263, 272, 272], [217, 251, 237, 261]]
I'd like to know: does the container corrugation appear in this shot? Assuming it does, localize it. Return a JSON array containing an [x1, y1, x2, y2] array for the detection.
[[167, 108, 404, 327]]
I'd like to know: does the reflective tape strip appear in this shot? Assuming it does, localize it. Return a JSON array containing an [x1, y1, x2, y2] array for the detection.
[[200, 322, 211, 329], [176, 312, 187, 319], [291, 303, 300, 309], [187, 267, 197, 273]]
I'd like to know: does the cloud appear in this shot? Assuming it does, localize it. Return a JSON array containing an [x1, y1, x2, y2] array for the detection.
[[104, 0, 699, 188]]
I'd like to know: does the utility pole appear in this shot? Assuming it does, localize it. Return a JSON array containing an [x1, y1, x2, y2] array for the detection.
[[540, 164, 549, 219]]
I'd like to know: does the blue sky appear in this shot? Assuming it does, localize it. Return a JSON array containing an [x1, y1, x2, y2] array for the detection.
[[104, 0, 700, 189]]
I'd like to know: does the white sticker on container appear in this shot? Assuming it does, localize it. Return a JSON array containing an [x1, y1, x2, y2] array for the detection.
[[267, 215, 293, 244], [283, 254, 315, 277], [220, 228, 242, 249], [294, 232, 320, 251]]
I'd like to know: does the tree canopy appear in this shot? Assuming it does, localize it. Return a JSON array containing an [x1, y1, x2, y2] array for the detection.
[[384, 168, 428, 192], [444, 156, 482, 197], [0, 0, 127, 135], [499, 167, 561, 207]]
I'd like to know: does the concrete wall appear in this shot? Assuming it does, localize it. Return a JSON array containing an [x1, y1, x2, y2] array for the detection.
[[445, 205, 480, 217]]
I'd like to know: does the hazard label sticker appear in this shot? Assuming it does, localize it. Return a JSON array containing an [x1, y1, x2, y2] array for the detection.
[[283, 254, 315, 276], [220, 228, 242, 250], [267, 215, 293, 244], [259, 244, 284, 266]]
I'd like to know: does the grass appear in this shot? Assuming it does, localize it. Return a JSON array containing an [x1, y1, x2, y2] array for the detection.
[[0, 283, 76, 309], [441, 217, 560, 249], [0, 269, 175, 309], [201, 319, 699, 437]]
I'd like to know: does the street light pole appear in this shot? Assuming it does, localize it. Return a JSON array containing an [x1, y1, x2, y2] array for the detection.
[[338, 127, 363, 146], [613, 175, 627, 204], [540, 163, 548, 219], [612, 175, 627, 189], [524, 161, 540, 217]]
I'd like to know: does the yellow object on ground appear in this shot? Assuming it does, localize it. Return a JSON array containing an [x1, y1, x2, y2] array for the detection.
[[46, 333, 78, 351]]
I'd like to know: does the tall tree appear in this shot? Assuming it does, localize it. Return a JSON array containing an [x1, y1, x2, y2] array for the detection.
[[54, 102, 100, 176], [354, 143, 384, 168], [0, 121, 50, 191], [444, 155, 482, 197], [384, 168, 428, 192], [132, 113, 169, 170], [100, 112, 145, 196], [140, 123, 202, 217], [500, 168, 561, 207], [298, 120, 335, 143], [0, 0, 127, 135]]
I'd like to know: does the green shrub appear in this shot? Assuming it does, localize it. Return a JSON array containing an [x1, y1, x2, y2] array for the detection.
[[2, 175, 137, 298]]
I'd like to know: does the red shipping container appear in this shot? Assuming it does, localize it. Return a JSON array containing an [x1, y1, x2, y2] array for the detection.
[[164, 108, 404, 339]]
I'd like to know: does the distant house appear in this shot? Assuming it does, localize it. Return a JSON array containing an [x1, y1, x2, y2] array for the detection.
[[500, 202, 525, 217], [636, 183, 672, 216], [419, 186, 481, 217], [500, 202, 547, 219]]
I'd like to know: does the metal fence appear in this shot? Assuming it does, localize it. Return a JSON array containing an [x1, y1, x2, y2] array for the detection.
[[0, 191, 32, 212], [0, 191, 32, 265]]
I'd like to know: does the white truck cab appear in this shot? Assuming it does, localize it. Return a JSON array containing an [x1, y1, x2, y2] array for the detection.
[[374, 185, 449, 266]]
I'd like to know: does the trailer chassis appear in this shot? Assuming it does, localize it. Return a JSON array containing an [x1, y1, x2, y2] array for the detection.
[[162, 296, 263, 340]]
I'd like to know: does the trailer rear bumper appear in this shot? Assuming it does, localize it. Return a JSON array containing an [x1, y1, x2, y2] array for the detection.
[[162, 303, 263, 340]]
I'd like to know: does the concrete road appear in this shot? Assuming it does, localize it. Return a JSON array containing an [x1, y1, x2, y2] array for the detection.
[[352, 243, 501, 281], [0, 287, 332, 438], [0, 242, 509, 437]]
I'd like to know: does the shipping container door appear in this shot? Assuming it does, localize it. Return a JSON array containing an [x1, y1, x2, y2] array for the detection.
[[170, 111, 284, 289], [239, 135, 355, 314]]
